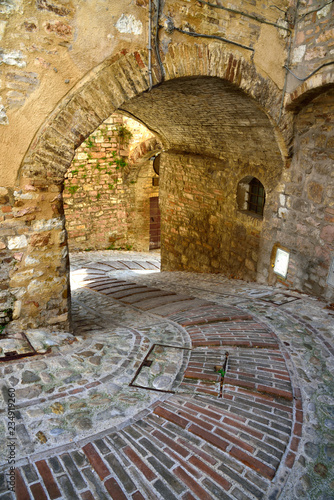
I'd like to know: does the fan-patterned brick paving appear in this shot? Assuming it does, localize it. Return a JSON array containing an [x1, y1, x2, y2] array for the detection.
[[2, 261, 303, 500]]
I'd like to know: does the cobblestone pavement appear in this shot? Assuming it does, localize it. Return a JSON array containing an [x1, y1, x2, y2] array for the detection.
[[0, 250, 333, 499]]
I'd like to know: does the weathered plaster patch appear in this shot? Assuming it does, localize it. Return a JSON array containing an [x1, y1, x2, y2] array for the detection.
[[115, 14, 142, 35], [0, 49, 26, 68]]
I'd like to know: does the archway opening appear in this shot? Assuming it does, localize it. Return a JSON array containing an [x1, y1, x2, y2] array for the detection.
[[14, 68, 286, 331], [63, 112, 160, 255]]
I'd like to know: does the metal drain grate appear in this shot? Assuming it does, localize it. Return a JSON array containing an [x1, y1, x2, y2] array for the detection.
[[130, 344, 190, 393], [0, 332, 38, 362], [260, 293, 300, 305]]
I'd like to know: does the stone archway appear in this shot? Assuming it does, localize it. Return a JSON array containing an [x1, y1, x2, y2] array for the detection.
[[10, 44, 292, 331]]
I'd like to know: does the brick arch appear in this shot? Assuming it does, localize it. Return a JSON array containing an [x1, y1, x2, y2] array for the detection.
[[286, 77, 334, 112], [19, 43, 292, 184], [12, 43, 293, 330]]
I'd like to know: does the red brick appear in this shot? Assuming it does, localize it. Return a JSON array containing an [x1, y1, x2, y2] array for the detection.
[[223, 417, 264, 439], [177, 438, 217, 465], [290, 437, 300, 452], [15, 470, 30, 500], [82, 443, 110, 480], [207, 404, 246, 422], [81, 492, 95, 500], [256, 385, 293, 401], [215, 427, 254, 453], [295, 398, 303, 410], [35, 460, 62, 499], [69, 387, 85, 394], [229, 447, 275, 480], [49, 392, 67, 400], [134, 51, 145, 69], [104, 477, 127, 499], [132, 492, 145, 500], [152, 429, 189, 458], [274, 374, 291, 381], [85, 381, 101, 389], [164, 448, 201, 478], [172, 407, 214, 431], [154, 406, 188, 428], [285, 452, 296, 468], [184, 370, 219, 383], [124, 446, 156, 481], [224, 377, 256, 390], [192, 340, 221, 347], [189, 456, 231, 491], [296, 410, 303, 423], [30, 483, 48, 500], [224, 393, 233, 400], [174, 467, 212, 500], [185, 402, 222, 421], [195, 387, 219, 396], [188, 424, 229, 451], [293, 422, 302, 436], [182, 493, 197, 500]]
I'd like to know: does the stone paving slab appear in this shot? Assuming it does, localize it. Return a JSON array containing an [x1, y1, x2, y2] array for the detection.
[[0, 251, 333, 499]]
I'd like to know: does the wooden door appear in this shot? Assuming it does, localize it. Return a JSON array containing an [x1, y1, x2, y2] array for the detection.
[[149, 197, 160, 250]]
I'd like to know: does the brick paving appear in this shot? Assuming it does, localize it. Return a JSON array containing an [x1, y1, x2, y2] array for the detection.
[[0, 251, 333, 499]]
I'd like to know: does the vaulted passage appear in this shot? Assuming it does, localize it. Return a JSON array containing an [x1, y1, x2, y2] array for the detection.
[[1, 1, 334, 496], [121, 76, 283, 165], [120, 76, 283, 278]]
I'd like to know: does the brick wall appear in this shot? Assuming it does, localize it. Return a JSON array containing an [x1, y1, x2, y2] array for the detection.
[[64, 114, 159, 252]]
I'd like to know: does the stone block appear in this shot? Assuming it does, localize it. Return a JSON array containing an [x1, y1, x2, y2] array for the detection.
[[7, 235, 27, 249]]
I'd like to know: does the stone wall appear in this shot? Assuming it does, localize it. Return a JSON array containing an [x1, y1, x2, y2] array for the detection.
[[0, 0, 292, 185], [258, 87, 334, 299], [288, 1, 334, 95], [160, 151, 283, 281], [64, 114, 159, 252]]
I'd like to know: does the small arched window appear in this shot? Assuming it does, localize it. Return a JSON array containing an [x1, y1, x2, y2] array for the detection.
[[237, 176, 266, 218], [247, 178, 265, 216]]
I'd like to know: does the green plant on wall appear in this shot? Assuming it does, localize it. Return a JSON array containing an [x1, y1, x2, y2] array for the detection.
[[68, 185, 80, 194], [86, 137, 94, 149], [115, 124, 132, 145]]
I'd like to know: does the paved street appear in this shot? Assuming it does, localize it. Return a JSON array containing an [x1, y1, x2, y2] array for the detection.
[[0, 250, 333, 499]]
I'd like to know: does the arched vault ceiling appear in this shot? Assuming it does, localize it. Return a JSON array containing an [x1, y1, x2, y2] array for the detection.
[[121, 76, 283, 166]]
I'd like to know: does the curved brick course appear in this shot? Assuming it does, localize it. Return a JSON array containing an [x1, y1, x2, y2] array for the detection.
[[1, 251, 332, 499], [0, 258, 302, 499]]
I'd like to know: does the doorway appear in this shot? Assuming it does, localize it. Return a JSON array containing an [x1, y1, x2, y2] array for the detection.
[[149, 196, 161, 250]]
